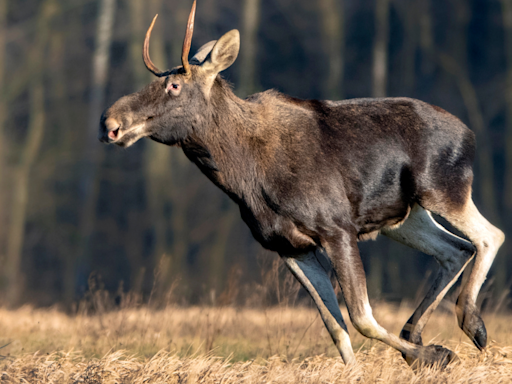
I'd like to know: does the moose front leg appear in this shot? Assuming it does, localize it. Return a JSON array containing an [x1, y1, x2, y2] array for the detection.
[[326, 230, 457, 368], [282, 250, 355, 364]]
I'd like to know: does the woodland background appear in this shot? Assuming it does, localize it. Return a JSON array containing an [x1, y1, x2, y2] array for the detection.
[[0, 0, 511, 309]]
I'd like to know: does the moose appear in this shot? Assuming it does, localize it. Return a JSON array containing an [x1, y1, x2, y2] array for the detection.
[[99, 0, 504, 367]]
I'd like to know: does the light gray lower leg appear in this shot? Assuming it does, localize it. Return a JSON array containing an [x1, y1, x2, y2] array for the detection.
[[382, 204, 475, 344], [282, 250, 355, 364]]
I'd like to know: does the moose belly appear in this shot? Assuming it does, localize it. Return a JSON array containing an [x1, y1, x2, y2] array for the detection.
[[239, 205, 317, 255], [355, 202, 411, 241]]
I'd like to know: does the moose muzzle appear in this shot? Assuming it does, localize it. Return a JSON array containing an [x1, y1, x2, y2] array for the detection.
[[99, 117, 121, 143]]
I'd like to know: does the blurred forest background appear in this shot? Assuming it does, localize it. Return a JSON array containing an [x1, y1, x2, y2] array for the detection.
[[0, 0, 511, 308]]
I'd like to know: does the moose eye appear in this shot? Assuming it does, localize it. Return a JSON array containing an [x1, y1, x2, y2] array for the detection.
[[167, 82, 181, 96]]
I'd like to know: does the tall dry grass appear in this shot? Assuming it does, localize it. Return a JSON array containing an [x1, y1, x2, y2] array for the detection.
[[0, 302, 511, 383], [0, 259, 510, 382]]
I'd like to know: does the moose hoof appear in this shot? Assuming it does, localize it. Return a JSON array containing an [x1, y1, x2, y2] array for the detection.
[[405, 345, 458, 369], [458, 305, 487, 350]]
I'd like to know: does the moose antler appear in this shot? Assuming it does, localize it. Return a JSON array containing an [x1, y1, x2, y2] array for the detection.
[[182, 0, 196, 77], [143, 1, 196, 78], [143, 15, 169, 77]]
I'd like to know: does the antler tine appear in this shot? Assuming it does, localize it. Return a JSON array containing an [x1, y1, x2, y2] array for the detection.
[[182, 0, 197, 77], [143, 14, 168, 77]]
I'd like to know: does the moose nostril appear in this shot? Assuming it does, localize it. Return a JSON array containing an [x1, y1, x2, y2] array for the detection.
[[108, 128, 120, 140], [104, 117, 121, 141]]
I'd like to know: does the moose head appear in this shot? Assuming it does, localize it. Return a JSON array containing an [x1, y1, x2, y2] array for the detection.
[[99, 0, 240, 148]]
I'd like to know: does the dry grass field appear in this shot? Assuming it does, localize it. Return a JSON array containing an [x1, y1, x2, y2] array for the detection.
[[0, 301, 510, 383]]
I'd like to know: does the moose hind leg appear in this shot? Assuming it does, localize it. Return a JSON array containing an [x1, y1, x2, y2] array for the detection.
[[437, 198, 505, 350], [327, 231, 457, 368], [381, 204, 475, 348], [282, 250, 355, 364]]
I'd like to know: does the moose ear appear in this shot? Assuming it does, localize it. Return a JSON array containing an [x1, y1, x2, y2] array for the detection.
[[190, 40, 217, 65], [202, 30, 240, 75]]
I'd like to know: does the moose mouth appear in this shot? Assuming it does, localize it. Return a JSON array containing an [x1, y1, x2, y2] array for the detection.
[[105, 122, 148, 147]]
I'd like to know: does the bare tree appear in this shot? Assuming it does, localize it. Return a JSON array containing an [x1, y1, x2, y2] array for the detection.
[[67, 0, 117, 303], [167, 151, 192, 285], [500, 0, 512, 214], [497, 0, 512, 292], [319, 0, 344, 99], [129, 0, 151, 87], [5, 0, 56, 305], [0, 0, 7, 262], [398, 0, 418, 94], [372, 0, 390, 98], [417, 0, 434, 75], [207, 204, 238, 295], [239, 0, 261, 96]]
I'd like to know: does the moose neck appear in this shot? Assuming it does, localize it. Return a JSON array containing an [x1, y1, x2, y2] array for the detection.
[[180, 78, 265, 201]]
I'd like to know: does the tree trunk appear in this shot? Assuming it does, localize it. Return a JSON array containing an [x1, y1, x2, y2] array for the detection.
[[239, 0, 261, 96], [400, 0, 417, 94], [498, 0, 512, 293], [0, 0, 8, 266], [418, 0, 434, 75], [5, 0, 56, 305], [367, 251, 383, 298], [129, 0, 150, 87], [168, 151, 190, 284], [318, 0, 344, 100], [372, 0, 390, 98], [67, 0, 116, 303], [208, 206, 238, 295], [500, 0, 512, 214], [144, 141, 171, 262]]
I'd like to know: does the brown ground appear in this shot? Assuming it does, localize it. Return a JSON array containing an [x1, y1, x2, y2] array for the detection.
[[0, 302, 511, 383]]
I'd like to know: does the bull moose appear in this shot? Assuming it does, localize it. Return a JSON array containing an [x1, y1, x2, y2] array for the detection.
[[99, 0, 505, 367]]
